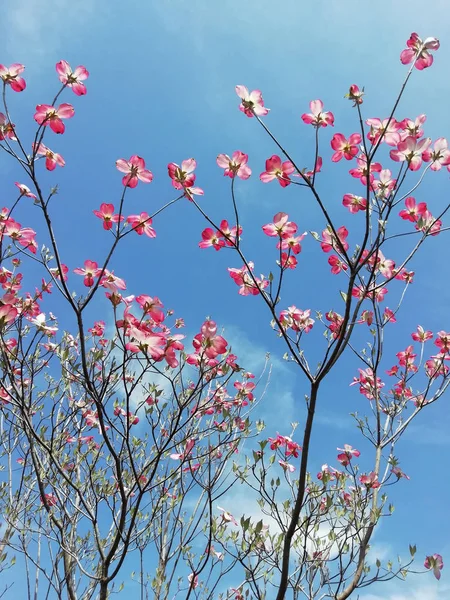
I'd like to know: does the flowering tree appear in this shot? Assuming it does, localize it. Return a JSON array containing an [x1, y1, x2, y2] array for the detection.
[[0, 33, 448, 599]]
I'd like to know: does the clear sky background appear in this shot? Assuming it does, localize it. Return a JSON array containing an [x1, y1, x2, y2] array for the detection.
[[2, 0, 450, 598]]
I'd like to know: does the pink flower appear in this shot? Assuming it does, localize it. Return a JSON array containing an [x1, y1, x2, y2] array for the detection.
[[435, 331, 450, 353], [217, 506, 238, 526], [279, 460, 296, 472], [167, 158, 197, 190], [349, 154, 382, 185], [0, 63, 26, 92], [219, 220, 241, 246], [235, 85, 269, 117], [136, 295, 164, 322], [73, 260, 101, 287], [170, 438, 195, 461], [33, 143, 65, 171], [337, 444, 360, 466], [126, 213, 156, 237], [302, 156, 323, 180], [399, 196, 427, 222], [351, 368, 384, 400], [422, 138, 450, 171], [262, 212, 297, 238], [187, 573, 199, 589], [260, 155, 295, 187], [412, 325, 433, 343], [199, 228, 226, 251], [116, 155, 153, 188], [15, 182, 36, 199], [390, 136, 431, 171], [397, 346, 417, 372], [228, 262, 268, 296], [326, 310, 344, 339], [0, 113, 16, 141], [328, 255, 348, 274], [278, 232, 306, 255], [41, 493, 58, 507], [99, 270, 126, 292], [366, 118, 401, 147], [34, 103, 74, 134], [345, 84, 364, 106], [330, 133, 361, 162], [0, 304, 18, 327], [359, 472, 380, 489], [93, 203, 124, 230], [358, 310, 374, 326], [192, 320, 227, 359], [371, 169, 396, 200], [279, 253, 297, 270], [400, 33, 440, 70], [279, 306, 314, 333], [321, 226, 349, 254], [383, 307, 396, 324], [424, 554, 444, 580], [401, 114, 426, 140], [342, 193, 367, 214], [416, 210, 442, 236], [217, 151, 251, 179], [301, 99, 334, 128], [56, 60, 89, 95], [125, 324, 166, 359], [392, 466, 410, 480]]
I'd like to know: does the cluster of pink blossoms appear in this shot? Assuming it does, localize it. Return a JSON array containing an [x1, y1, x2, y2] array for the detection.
[[199, 220, 241, 251], [186, 319, 237, 371], [228, 262, 269, 296], [93, 202, 156, 238], [114, 298, 184, 368], [279, 306, 314, 334], [268, 433, 302, 472], [167, 158, 203, 199], [217, 151, 251, 179], [262, 212, 306, 259], [0, 206, 37, 255], [399, 196, 442, 236]]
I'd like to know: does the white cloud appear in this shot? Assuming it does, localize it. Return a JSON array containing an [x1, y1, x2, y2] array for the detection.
[[4, 0, 98, 58]]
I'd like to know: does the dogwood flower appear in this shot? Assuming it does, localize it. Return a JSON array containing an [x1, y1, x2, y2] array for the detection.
[[422, 138, 450, 171], [359, 472, 380, 489], [424, 554, 444, 580], [93, 203, 124, 230], [74, 260, 102, 287], [56, 60, 89, 95], [116, 155, 153, 188], [34, 103, 74, 134], [301, 100, 334, 128], [400, 33, 440, 70], [15, 183, 36, 199], [330, 133, 361, 161], [126, 213, 156, 237], [412, 325, 433, 343], [33, 143, 65, 171], [390, 136, 431, 171], [0, 64, 26, 91], [217, 151, 251, 179], [366, 118, 401, 146], [345, 84, 364, 106], [342, 194, 367, 214], [260, 155, 295, 187], [0, 113, 16, 141], [262, 212, 297, 238], [235, 85, 269, 117]]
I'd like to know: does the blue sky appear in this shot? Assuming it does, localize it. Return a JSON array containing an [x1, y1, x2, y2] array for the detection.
[[3, 0, 450, 598]]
